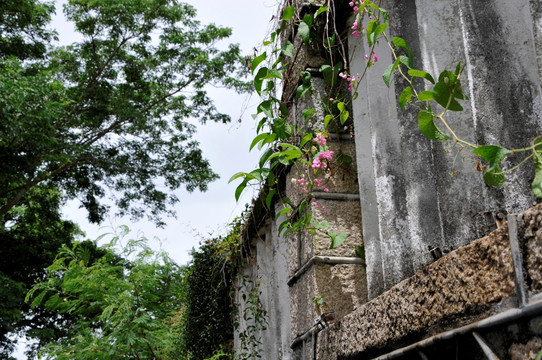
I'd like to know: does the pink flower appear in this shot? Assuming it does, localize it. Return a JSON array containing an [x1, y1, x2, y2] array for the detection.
[[352, 31, 359, 38], [373, 54, 378, 62], [312, 158, 322, 169], [354, 6, 359, 12], [349, 1, 354, 6], [364, 54, 369, 60], [319, 150, 334, 160], [324, 188, 329, 192], [329, 97, 334, 101], [313, 133, 326, 146], [352, 20, 358, 30]]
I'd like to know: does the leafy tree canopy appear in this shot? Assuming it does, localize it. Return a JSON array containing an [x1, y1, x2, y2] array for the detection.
[[0, 0, 250, 226], [27, 229, 187, 359], [0, 0, 249, 356], [0, 0, 56, 59]]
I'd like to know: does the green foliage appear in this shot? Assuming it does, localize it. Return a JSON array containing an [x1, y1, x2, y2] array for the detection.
[[235, 276, 268, 360], [26, 229, 185, 360], [182, 236, 238, 360], [0, 0, 250, 225], [418, 110, 451, 142], [0, 0, 56, 59], [0, 185, 82, 357], [472, 146, 511, 186], [328, 231, 347, 249]]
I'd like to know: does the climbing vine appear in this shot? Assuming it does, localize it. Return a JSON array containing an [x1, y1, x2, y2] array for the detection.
[[230, 0, 542, 243], [182, 213, 268, 360]]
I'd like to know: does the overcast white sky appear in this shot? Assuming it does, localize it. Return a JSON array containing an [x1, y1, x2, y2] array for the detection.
[[57, 0, 280, 265]]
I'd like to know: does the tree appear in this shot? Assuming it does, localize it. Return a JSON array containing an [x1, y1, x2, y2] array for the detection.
[[0, 185, 82, 358], [0, 0, 249, 226], [26, 230, 187, 359], [0, 0, 56, 60], [0, 0, 249, 355]]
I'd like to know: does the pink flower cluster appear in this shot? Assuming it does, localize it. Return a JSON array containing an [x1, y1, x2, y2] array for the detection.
[[365, 51, 378, 63], [313, 133, 326, 146], [311, 198, 327, 215], [349, 1, 364, 38], [296, 178, 310, 193], [294, 177, 329, 194], [312, 149, 334, 169], [339, 72, 361, 91], [349, 1, 360, 12]]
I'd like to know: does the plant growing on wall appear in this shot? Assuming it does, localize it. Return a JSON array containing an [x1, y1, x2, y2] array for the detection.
[[231, 0, 542, 243]]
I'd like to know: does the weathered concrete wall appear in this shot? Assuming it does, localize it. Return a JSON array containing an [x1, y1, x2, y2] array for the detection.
[[234, 212, 293, 360], [235, 0, 542, 358], [353, 0, 542, 299]]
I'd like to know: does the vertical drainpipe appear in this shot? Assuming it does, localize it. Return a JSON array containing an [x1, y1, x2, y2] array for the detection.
[[507, 213, 527, 308]]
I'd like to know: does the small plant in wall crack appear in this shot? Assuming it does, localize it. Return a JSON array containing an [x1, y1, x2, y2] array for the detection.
[[235, 275, 268, 360]]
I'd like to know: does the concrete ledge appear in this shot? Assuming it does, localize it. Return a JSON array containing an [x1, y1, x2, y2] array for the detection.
[[316, 218, 519, 358]]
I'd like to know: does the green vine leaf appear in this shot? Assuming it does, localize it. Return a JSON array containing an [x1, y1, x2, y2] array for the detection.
[[418, 110, 452, 141], [392, 37, 413, 67], [328, 231, 347, 249], [259, 148, 274, 168], [366, 20, 376, 45], [315, 5, 328, 18], [369, 22, 387, 46], [324, 114, 333, 128], [263, 31, 277, 46], [265, 189, 275, 209], [300, 133, 313, 148], [399, 86, 412, 112], [398, 55, 412, 69], [340, 110, 349, 124], [320, 62, 343, 86], [311, 220, 331, 229], [281, 40, 294, 58], [355, 245, 365, 259], [299, 15, 313, 44], [257, 100, 273, 118], [382, 58, 400, 87], [296, 71, 312, 98], [251, 52, 266, 74], [282, 6, 295, 21], [228, 172, 246, 183], [303, 108, 315, 122], [472, 145, 511, 167], [418, 91, 435, 102], [483, 166, 506, 187], [433, 81, 463, 111], [235, 179, 248, 202], [275, 206, 291, 221], [408, 69, 435, 84], [472, 145, 512, 187]]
